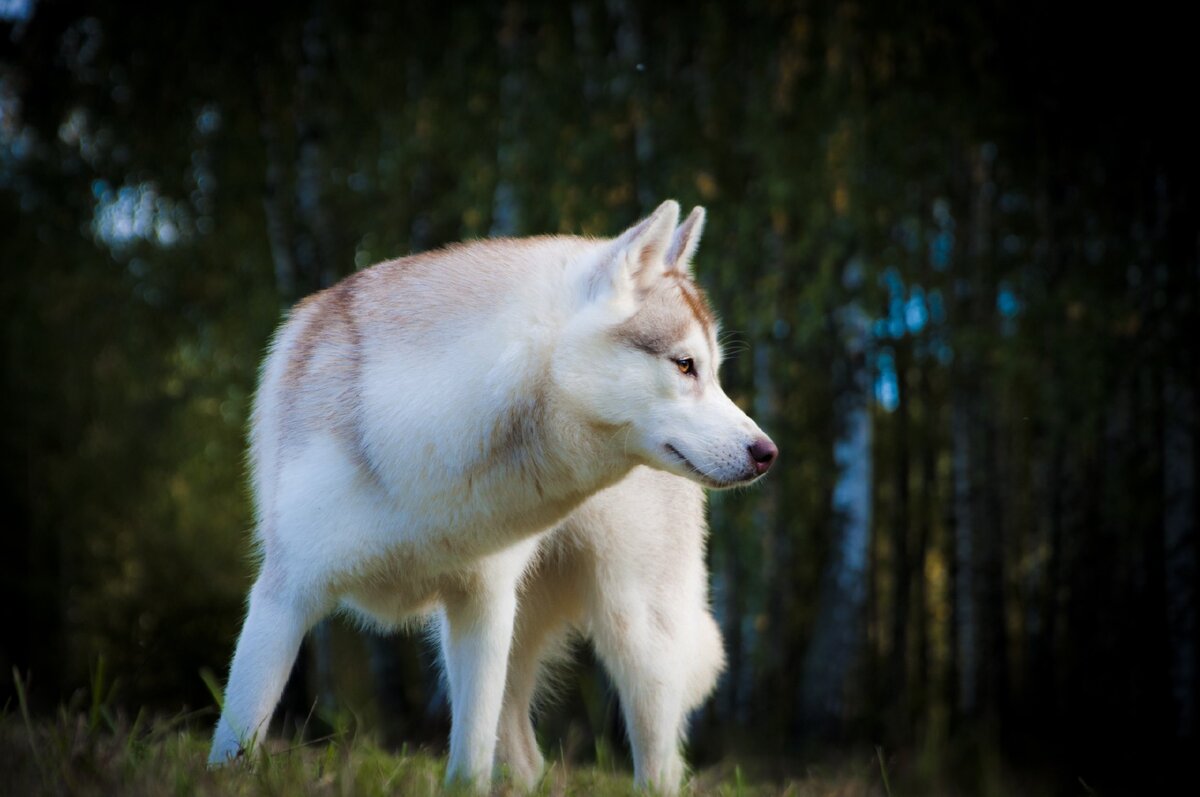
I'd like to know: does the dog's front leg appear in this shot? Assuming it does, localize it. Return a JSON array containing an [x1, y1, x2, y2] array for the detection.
[[439, 566, 522, 790], [592, 599, 691, 793]]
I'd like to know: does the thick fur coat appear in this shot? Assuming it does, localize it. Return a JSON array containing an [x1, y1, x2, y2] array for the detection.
[[209, 201, 777, 792]]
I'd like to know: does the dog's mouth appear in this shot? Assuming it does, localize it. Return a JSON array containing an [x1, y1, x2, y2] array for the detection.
[[663, 443, 739, 489]]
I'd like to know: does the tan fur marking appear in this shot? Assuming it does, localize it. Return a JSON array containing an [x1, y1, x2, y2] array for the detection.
[[457, 374, 558, 507], [611, 274, 715, 357], [280, 300, 321, 394], [610, 610, 631, 637], [612, 314, 689, 357], [328, 280, 385, 487], [674, 276, 715, 337], [276, 274, 384, 487]]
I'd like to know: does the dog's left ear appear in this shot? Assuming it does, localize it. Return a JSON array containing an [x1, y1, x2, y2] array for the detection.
[[617, 199, 680, 285], [665, 206, 705, 277], [587, 200, 680, 304]]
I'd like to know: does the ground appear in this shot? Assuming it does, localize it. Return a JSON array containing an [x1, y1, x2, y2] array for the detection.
[[1, 710, 895, 797]]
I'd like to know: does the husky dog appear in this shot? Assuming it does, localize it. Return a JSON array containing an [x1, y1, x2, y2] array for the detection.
[[498, 466, 722, 792], [208, 200, 777, 792]]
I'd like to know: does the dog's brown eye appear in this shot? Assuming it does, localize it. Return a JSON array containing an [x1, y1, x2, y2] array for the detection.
[[675, 358, 694, 376]]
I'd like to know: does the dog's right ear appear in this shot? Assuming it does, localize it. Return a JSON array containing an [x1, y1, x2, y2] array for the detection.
[[665, 206, 705, 276], [587, 200, 680, 305]]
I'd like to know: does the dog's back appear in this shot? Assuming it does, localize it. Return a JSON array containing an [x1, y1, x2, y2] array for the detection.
[[248, 236, 602, 553]]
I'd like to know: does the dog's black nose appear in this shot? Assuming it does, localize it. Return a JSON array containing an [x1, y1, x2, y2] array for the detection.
[[748, 438, 778, 474]]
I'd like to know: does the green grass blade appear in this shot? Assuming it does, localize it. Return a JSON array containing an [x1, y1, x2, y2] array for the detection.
[[876, 745, 894, 797], [12, 667, 48, 781], [199, 667, 225, 712]]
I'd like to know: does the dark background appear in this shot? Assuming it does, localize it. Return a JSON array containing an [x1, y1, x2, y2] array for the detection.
[[2, 1, 1197, 793]]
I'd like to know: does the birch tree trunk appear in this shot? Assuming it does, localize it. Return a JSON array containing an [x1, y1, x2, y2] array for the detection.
[[609, 0, 655, 211], [889, 339, 911, 728], [801, 299, 872, 730], [490, 1, 524, 238]]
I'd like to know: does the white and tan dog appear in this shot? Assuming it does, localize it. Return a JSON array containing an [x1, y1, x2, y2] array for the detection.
[[208, 200, 777, 792]]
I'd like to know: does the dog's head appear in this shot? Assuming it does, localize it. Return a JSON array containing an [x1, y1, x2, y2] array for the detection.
[[557, 200, 777, 488]]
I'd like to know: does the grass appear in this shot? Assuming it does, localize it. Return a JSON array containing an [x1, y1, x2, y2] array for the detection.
[[0, 709, 888, 797], [0, 666, 923, 796]]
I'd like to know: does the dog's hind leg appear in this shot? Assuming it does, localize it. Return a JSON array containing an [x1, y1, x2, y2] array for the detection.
[[495, 608, 565, 789], [208, 567, 325, 765], [497, 553, 583, 790]]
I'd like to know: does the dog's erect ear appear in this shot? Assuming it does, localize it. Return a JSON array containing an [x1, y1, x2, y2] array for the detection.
[[588, 200, 680, 303], [666, 206, 705, 276]]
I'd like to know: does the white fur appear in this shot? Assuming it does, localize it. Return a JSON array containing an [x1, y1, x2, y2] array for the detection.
[[498, 467, 724, 792], [208, 200, 773, 792]]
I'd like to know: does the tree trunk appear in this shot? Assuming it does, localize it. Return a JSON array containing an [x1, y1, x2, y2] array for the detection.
[[801, 302, 872, 732], [911, 365, 936, 725], [951, 397, 977, 717], [609, 0, 654, 211], [977, 406, 1008, 728], [889, 340, 911, 731], [490, 1, 524, 238], [1163, 368, 1196, 738]]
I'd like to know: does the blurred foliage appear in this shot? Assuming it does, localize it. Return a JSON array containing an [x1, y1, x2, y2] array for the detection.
[[1, 1, 1197, 794]]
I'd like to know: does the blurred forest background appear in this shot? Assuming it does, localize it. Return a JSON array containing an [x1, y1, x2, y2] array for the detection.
[[2, 0, 1197, 793]]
